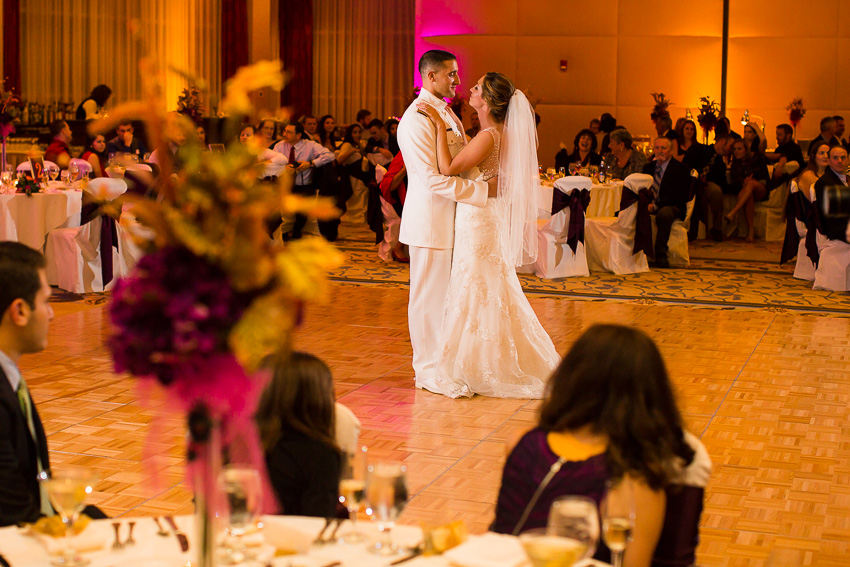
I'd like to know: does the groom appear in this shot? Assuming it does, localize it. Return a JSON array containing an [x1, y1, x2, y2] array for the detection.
[[398, 50, 497, 390]]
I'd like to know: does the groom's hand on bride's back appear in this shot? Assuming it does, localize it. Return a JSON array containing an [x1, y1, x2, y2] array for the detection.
[[487, 176, 499, 197]]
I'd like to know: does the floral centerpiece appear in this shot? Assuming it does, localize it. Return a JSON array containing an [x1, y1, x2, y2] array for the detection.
[[696, 95, 721, 144], [177, 83, 206, 126], [650, 92, 673, 123], [786, 97, 806, 137], [0, 79, 23, 170], [98, 57, 342, 566]]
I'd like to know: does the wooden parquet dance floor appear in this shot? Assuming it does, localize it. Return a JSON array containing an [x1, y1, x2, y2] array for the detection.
[[21, 229, 850, 567]]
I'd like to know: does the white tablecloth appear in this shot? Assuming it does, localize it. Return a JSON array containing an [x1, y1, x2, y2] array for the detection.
[[0, 515, 610, 567], [0, 187, 83, 249], [539, 181, 624, 219]]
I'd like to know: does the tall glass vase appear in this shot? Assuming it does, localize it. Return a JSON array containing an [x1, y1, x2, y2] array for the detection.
[[188, 404, 222, 567]]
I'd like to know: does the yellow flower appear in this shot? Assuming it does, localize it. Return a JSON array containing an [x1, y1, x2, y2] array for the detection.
[[221, 60, 284, 116]]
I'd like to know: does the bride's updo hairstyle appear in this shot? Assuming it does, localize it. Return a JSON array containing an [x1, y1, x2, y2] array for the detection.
[[481, 72, 516, 123]]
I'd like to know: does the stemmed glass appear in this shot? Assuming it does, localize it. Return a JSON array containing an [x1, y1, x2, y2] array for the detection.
[[519, 528, 587, 567], [60, 170, 71, 188], [1, 168, 11, 193], [568, 162, 580, 176], [49, 167, 60, 183], [219, 466, 263, 565], [547, 496, 599, 561], [38, 467, 100, 566], [600, 479, 635, 567], [69, 162, 79, 182], [558, 167, 566, 178], [337, 446, 368, 544], [588, 165, 599, 182], [366, 462, 408, 556]]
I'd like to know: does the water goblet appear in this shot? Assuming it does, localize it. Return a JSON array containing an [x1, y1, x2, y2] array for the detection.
[[219, 466, 263, 564], [107, 152, 116, 166], [547, 496, 599, 562], [338, 446, 368, 544], [49, 167, 60, 182], [520, 528, 587, 567], [588, 165, 599, 181], [39, 467, 100, 566], [60, 170, 71, 188], [366, 462, 408, 556], [546, 168, 556, 182], [600, 480, 635, 567], [69, 162, 79, 181], [568, 162, 580, 176], [558, 167, 566, 178]]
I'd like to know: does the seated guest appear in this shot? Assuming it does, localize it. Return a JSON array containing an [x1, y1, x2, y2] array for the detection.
[[589, 118, 600, 135], [0, 243, 108, 526], [465, 110, 481, 138], [80, 134, 109, 178], [797, 141, 830, 201], [555, 128, 602, 172], [356, 108, 373, 142], [106, 120, 149, 161], [766, 124, 805, 167], [809, 116, 841, 155], [715, 116, 741, 140], [337, 124, 371, 223], [365, 119, 393, 163], [835, 115, 848, 151], [642, 137, 691, 268], [491, 324, 710, 567], [676, 119, 707, 170], [385, 118, 400, 156], [196, 124, 206, 147], [300, 115, 322, 144], [149, 113, 188, 171], [377, 152, 409, 263], [604, 128, 647, 180], [599, 112, 617, 155], [256, 351, 342, 517], [44, 120, 72, 168], [655, 115, 678, 144], [724, 139, 770, 242], [75, 84, 111, 120], [256, 119, 279, 149], [239, 125, 288, 167], [743, 122, 766, 155], [698, 135, 735, 242], [317, 115, 339, 152], [813, 145, 849, 242]]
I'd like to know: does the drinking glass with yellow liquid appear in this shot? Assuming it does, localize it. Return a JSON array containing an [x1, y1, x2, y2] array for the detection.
[[520, 528, 587, 567], [547, 496, 599, 563], [337, 445, 368, 544], [38, 467, 99, 566], [601, 479, 635, 567]]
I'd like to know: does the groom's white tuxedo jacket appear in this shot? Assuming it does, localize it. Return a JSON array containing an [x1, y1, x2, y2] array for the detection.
[[398, 88, 488, 249]]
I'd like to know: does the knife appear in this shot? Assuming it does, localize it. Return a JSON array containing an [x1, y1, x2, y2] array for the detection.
[[163, 515, 190, 552]]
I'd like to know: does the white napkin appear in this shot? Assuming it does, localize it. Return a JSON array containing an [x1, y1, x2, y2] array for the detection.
[[30, 525, 109, 555], [442, 533, 528, 567], [261, 517, 317, 554]]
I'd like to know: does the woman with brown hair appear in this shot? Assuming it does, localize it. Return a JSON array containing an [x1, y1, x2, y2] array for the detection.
[[724, 138, 770, 241], [796, 140, 830, 201], [491, 324, 710, 567], [256, 351, 341, 517]]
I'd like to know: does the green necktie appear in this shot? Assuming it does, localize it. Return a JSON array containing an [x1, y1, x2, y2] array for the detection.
[[17, 379, 53, 516]]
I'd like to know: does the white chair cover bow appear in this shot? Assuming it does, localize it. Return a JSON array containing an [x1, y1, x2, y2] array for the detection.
[[530, 176, 592, 278]]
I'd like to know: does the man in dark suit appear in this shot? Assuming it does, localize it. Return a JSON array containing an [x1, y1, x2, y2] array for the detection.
[[642, 137, 691, 268], [809, 116, 841, 156], [813, 145, 849, 242], [0, 242, 54, 526]]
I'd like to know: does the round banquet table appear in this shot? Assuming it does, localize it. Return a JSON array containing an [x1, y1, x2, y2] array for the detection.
[[0, 185, 83, 250], [539, 180, 624, 219], [0, 514, 611, 567]]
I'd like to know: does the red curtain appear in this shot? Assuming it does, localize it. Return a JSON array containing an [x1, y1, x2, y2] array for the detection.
[[3, 0, 21, 95], [279, 0, 313, 117], [221, 0, 249, 83]]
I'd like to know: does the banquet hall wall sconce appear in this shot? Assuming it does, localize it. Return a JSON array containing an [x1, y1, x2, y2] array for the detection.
[[560, 60, 568, 72]]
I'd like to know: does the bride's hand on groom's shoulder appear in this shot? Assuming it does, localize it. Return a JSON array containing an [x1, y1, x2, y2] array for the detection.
[[416, 102, 440, 124]]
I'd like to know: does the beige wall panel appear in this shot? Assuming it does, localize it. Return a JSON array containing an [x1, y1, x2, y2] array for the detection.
[[840, 0, 850, 36], [727, 38, 837, 110], [616, 37, 722, 108], [417, 0, 517, 37], [618, 0, 723, 37], [536, 104, 616, 168], [729, 0, 839, 38], [418, 35, 518, 95], [514, 37, 617, 106], [836, 39, 850, 108], [516, 0, 618, 36]]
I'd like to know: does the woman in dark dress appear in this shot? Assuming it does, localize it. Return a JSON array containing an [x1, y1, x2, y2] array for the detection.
[[318, 115, 340, 152], [555, 128, 602, 172], [675, 119, 707, 171], [492, 325, 706, 567], [256, 352, 341, 517], [724, 139, 770, 241]]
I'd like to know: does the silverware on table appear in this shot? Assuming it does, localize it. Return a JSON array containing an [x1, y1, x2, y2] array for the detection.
[[312, 517, 332, 545], [124, 520, 136, 546], [163, 515, 190, 552], [153, 516, 170, 537], [111, 521, 124, 551], [390, 544, 424, 565], [326, 518, 343, 542]]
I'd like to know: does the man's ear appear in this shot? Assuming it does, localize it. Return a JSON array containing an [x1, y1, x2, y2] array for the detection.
[[6, 299, 31, 327]]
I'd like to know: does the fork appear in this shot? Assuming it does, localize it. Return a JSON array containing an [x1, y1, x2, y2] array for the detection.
[[111, 522, 124, 551], [312, 517, 332, 545], [124, 521, 137, 546], [153, 516, 170, 537]]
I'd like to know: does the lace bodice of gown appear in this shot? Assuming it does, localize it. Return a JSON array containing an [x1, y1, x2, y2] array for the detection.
[[478, 127, 501, 178]]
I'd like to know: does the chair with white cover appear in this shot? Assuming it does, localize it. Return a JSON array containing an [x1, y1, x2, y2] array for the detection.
[[781, 181, 816, 281], [16, 160, 59, 174], [531, 176, 591, 278], [585, 173, 652, 274], [651, 169, 697, 267], [45, 178, 128, 293], [68, 158, 93, 178], [813, 223, 850, 291]]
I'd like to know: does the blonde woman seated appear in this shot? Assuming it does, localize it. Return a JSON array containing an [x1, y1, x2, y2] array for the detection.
[[492, 325, 711, 567], [239, 125, 288, 176]]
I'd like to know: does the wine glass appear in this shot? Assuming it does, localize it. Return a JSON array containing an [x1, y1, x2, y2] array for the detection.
[[600, 480, 635, 567], [366, 462, 408, 556], [60, 170, 71, 188], [547, 496, 599, 562], [520, 528, 587, 567], [219, 466, 263, 564], [69, 162, 79, 181], [107, 152, 116, 166], [338, 446, 368, 544], [38, 467, 100, 566], [568, 162, 580, 176], [49, 167, 59, 182], [588, 165, 599, 181], [546, 168, 556, 182], [558, 167, 566, 178]]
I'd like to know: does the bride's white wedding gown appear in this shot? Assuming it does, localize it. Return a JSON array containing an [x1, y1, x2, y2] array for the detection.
[[423, 127, 560, 399]]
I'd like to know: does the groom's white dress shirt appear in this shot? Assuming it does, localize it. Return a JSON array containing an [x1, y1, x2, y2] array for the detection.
[[397, 88, 489, 388]]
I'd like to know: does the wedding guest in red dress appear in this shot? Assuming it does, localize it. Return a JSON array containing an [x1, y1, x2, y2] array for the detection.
[[44, 120, 72, 169], [80, 134, 109, 178]]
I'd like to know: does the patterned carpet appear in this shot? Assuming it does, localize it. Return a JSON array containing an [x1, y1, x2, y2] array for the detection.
[[328, 226, 850, 316]]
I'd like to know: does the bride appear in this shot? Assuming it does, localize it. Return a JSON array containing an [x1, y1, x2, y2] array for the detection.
[[416, 72, 560, 399]]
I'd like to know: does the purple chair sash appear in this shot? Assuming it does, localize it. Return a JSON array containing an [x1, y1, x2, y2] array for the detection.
[[552, 188, 591, 253], [619, 187, 654, 259], [804, 199, 821, 268], [80, 202, 120, 287], [780, 191, 812, 265]]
